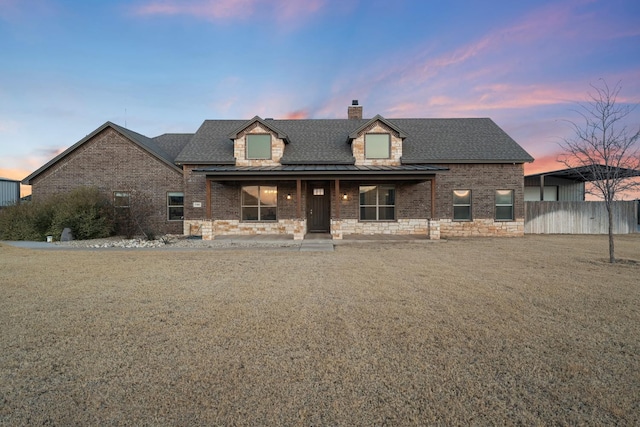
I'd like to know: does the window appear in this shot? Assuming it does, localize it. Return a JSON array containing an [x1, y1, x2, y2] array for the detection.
[[360, 185, 395, 221], [365, 134, 390, 159], [453, 190, 471, 221], [246, 134, 271, 159], [114, 192, 129, 208], [242, 186, 277, 221], [167, 192, 184, 221], [495, 190, 514, 220]]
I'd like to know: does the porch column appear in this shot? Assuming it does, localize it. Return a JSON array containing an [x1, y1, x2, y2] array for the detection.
[[206, 178, 212, 219], [296, 179, 302, 218], [539, 174, 545, 201], [430, 178, 436, 219], [335, 179, 341, 219]]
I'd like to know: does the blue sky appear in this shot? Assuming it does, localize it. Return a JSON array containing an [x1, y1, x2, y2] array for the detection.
[[1, 0, 639, 196]]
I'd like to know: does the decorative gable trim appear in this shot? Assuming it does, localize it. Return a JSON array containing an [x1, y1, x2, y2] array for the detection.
[[348, 114, 408, 140], [228, 116, 290, 143]]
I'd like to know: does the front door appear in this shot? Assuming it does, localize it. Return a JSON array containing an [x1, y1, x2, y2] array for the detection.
[[307, 184, 330, 232]]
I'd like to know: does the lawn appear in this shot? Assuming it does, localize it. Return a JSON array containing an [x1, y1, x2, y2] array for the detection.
[[0, 235, 638, 425]]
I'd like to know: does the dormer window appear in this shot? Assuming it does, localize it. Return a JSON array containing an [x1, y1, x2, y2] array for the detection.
[[365, 134, 390, 159], [246, 134, 271, 159]]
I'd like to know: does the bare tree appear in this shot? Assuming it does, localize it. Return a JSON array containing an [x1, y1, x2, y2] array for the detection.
[[559, 79, 640, 263]]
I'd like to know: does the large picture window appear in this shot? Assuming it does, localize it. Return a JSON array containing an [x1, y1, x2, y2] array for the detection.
[[360, 185, 395, 221], [365, 134, 390, 159], [242, 186, 277, 221], [167, 192, 184, 221], [246, 134, 271, 160], [453, 190, 472, 221], [495, 190, 514, 220]]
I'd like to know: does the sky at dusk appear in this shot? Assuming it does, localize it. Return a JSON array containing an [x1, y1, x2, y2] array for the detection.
[[1, 0, 639, 197]]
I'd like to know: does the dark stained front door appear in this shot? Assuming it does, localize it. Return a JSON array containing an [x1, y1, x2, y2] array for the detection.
[[307, 184, 330, 232]]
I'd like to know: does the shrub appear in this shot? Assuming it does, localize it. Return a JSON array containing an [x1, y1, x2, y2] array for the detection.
[[47, 187, 114, 240], [113, 189, 157, 239], [0, 202, 54, 240], [0, 187, 114, 241]]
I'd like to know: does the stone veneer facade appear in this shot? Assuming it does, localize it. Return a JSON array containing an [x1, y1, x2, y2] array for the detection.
[[185, 219, 306, 240], [351, 122, 403, 166], [233, 123, 286, 167], [439, 219, 524, 237], [331, 219, 440, 240]]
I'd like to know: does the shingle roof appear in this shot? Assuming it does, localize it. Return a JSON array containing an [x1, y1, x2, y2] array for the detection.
[[395, 118, 533, 163], [175, 117, 533, 165], [175, 120, 246, 165], [153, 133, 194, 161], [107, 122, 178, 166]]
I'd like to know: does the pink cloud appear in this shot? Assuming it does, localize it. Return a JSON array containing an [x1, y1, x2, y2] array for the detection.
[[282, 110, 308, 119], [524, 152, 566, 174], [132, 0, 327, 23]]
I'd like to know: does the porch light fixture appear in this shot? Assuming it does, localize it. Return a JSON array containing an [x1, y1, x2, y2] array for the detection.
[[342, 193, 348, 200], [286, 193, 292, 200]]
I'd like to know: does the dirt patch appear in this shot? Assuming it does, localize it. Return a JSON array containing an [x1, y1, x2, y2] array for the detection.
[[1, 235, 639, 425]]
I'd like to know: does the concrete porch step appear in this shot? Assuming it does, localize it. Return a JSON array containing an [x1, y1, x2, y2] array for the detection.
[[299, 240, 334, 252]]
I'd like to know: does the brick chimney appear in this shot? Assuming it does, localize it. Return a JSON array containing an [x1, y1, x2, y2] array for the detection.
[[348, 100, 363, 119]]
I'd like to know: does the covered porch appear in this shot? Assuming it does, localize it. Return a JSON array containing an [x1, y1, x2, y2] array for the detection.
[[190, 164, 445, 240]]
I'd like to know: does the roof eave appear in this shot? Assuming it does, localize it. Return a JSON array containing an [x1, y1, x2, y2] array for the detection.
[[176, 160, 237, 166], [401, 158, 534, 165], [227, 116, 290, 142], [280, 159, 355, 165], [348, 114, 409, 140]]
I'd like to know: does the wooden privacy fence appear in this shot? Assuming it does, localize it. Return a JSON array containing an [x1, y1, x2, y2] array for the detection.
[[525, 201, 639, 234]]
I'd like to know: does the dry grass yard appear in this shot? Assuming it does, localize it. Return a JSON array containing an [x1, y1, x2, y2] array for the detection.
[[1, 235, 639, 425]]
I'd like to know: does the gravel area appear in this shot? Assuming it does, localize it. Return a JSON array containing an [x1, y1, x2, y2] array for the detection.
[[1, 235, 639, 425], [52, 235, 303, 250]]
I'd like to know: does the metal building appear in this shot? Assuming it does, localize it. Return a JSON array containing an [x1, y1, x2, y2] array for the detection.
[[0, 177, 21, 207]]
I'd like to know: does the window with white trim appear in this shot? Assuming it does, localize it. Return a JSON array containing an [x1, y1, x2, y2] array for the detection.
[[241, 186, 277, 221], [359, 185, 395, 221]]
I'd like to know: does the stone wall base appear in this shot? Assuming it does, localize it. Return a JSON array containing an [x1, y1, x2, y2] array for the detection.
[[184, 219, 306, 240], [331, 219, 432, 239], [184, 218, 525, 240], [439, 218, 525, 237]]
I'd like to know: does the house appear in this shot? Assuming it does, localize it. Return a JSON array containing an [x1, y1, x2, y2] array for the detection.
[[23, 101, 534, 239], [0, 177, 21, 207]]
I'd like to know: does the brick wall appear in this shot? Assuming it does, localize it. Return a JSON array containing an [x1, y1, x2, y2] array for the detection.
[[333, 181, 431, 220], [183, 165, 207, 222], [30, 127, 184, 234], [207, 181, 302, 221], [433, 163, 526, 237]]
